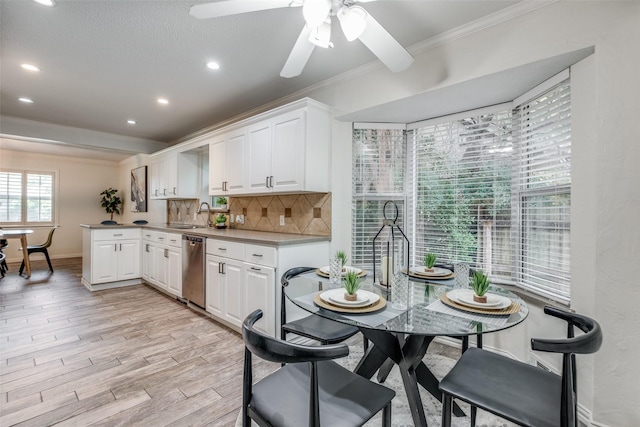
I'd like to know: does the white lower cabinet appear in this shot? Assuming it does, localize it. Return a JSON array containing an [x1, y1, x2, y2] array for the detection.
[[82, 227, 142, 289], [142, 231, 182, 298], [205, 238, 327, 337], [243, 263, 275, 336]]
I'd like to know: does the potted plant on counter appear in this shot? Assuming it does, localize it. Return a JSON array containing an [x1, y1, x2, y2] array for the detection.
[[99, 188, 122, 224], [214, 213, 227, 229]]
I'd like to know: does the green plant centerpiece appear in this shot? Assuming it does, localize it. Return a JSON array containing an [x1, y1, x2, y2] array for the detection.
[[99, 188, 122, 222], [335, 250, 348, 271], [423, 252, 437, 272], [342, 270, 361, 301], [214, 213, 227, 228], [471, 270, 490, 303]]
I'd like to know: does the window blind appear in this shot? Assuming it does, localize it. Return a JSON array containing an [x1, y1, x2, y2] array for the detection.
[[352, 128, 406, 269], [0, 171, 22, 223], [513, 79, 572, 302], [407, 111, 513, 278], [26, 173, 54, 223]]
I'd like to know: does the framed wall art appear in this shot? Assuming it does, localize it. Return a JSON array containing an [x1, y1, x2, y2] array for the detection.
[[131, 166, 147, 212]]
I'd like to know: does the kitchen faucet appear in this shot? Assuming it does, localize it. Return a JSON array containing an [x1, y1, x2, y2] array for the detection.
[[196, 202, 213, 227]]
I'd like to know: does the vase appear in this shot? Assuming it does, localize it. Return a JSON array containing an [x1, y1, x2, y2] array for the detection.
[[473, 294, 487, 303], [344, 292, 358, 301]]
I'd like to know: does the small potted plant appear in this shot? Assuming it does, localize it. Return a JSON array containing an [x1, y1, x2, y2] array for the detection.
[[214, 213, 227, 229], [423, 252, 436, 272], [471, 270, 490, 303], [99, 188, 122, 224], [216, 196, 228, 210], [343, 270, 361, 301], [336, 250, 348, 271]]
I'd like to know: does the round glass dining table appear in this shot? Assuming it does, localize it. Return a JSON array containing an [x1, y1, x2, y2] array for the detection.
[[284, 269, 529, 427]]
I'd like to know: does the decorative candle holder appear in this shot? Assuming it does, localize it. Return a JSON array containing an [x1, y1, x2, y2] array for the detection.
[[372, 201, 410, 290]]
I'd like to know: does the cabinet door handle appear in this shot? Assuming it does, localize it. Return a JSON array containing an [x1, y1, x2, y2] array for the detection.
[[252, 253, 263, 257], [269, 176, 274, 188], [145, 244, 149, 252], [218, 263, 225, 274], [114, 244, 117, 251], [265, 176, 269, 188], [173, 187, 177, 195], [164, 248, 168, 258], [113, 233, 123, 237], [251, 267, 261, 271], [119, 244, 122, 251], [218, 247, 227, 251]]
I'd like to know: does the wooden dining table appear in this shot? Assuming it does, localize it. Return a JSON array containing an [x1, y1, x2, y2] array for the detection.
[[0, 229, 34, 277]]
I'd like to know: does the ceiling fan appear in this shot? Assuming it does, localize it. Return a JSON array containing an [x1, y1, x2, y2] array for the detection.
[[190, 0, 415, 78]]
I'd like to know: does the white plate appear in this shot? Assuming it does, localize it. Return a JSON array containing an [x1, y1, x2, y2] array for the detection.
[[320, 289, 380, 308], [409, 266, 452, 277], [319, 266, 363, 276], [447, 289, 512, 309]]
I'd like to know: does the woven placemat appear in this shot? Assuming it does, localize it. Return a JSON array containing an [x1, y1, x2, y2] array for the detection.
[[407, 271, 454, 280], [315, 269, 367, 279], [313, 292, 387, 314], [440, 293, 520, 315]]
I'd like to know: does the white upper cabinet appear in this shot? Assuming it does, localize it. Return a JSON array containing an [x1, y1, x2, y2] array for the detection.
[[208, 98, 330, 196], [208, 129, 248, 195], [150, 151, 199, 199]]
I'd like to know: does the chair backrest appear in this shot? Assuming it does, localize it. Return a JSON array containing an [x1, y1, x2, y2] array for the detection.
[[280, 266, 317, 333], [42, 226, 58, 248], [244, 309, 349, 365], [532, 306, 603, 427]]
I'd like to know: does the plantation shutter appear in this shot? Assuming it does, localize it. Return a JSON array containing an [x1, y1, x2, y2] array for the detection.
[[26, 172, 54, 223], [0, 171, 23, 223], [513, 74, 572, 302]]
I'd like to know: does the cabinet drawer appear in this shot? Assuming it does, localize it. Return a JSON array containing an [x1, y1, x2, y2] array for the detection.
[[141, 230, 156, 241], [206, 239, 244, 259], [93, 228, 141, 241], [244, 244, 277, 267], [166, 233, 182, 248], [154, 232, 168, 245]]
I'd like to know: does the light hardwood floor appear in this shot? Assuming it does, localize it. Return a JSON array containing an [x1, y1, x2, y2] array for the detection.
[[0, 257, 276, 426]]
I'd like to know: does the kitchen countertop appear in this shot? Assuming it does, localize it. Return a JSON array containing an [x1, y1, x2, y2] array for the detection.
[[80, 223, 330, 247]]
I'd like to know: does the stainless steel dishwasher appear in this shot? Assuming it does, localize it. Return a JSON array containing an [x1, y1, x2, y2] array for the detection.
[[182, 235, 205, 308]]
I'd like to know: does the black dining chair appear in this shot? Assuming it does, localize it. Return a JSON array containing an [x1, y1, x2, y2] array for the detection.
[[19, 226, 58, 275], [280, 266, 367, 351], [439, 305, 603, 427], [0, 252, 5, 278], [242, 309, 396, 427]]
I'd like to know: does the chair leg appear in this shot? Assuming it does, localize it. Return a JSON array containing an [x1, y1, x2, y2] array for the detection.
[[441, 393, 452, 427], [19, 260, 25, 275], [470, 406, 477, 426], [382, 401, 392, 427], [44, 250, 53, 272], [363, 335, 369, 353]]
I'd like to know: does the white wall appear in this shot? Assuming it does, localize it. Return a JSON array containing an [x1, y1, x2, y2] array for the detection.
[[298, 2, 638, 425], [0, 149, 121, 261]]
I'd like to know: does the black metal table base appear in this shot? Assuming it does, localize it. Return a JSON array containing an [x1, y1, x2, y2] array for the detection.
[[355, 329, 465, 426]]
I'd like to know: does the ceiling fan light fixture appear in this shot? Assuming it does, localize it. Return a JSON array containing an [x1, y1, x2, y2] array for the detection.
[[34, 0, 56, 6], [302, 0, 331, 28], [337, 6, 368, 41], [308, 20, 333, 49]]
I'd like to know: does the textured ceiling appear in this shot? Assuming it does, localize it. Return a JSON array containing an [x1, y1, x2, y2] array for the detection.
[[0, 0, 519, 146]]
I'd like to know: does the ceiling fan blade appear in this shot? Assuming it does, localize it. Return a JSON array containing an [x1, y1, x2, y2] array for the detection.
[[190, 0, 296, 20], [280, 25, 316, 78], [358, 12, 414, 72]]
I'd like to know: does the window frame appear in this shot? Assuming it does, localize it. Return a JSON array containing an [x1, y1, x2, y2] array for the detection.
[[0, 168, 57, 226]]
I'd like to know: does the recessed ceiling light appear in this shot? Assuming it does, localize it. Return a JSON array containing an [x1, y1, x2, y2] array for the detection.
[[127, 120, 137, 125], [21, 63, 40, 72], [18, 97, 34, 103], [34, 0, 56, 6], [206, 61, 220, 70], [157, 98, 169, 105]]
